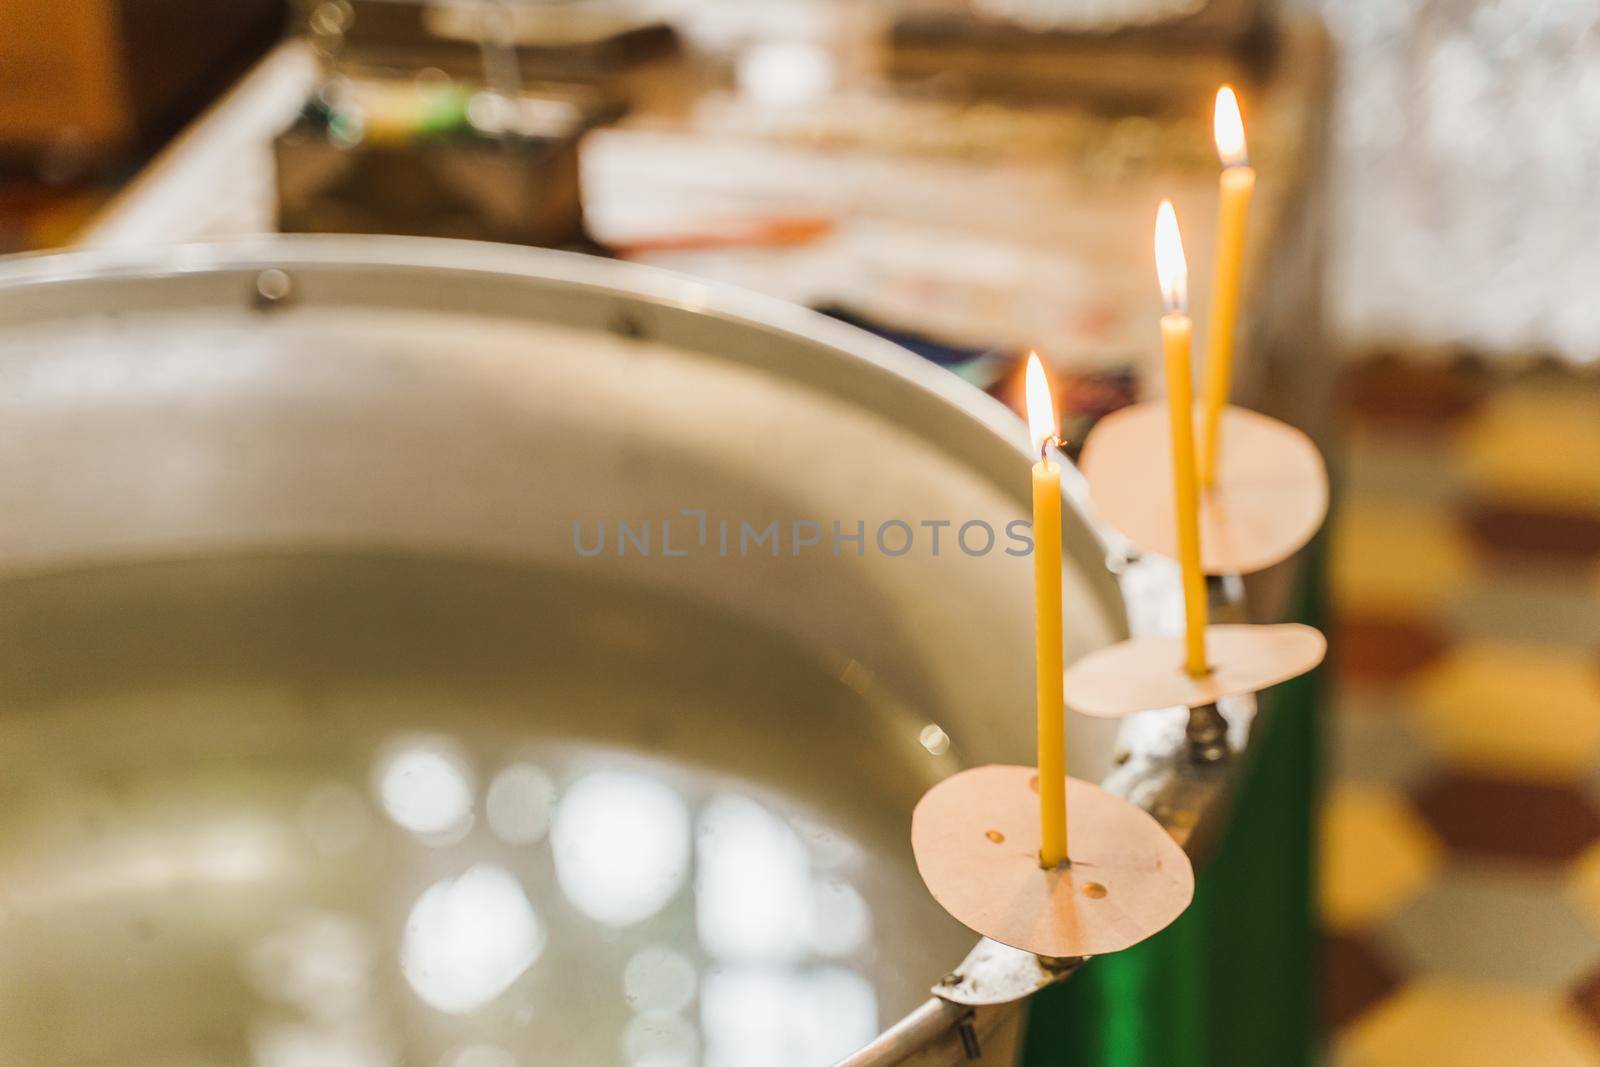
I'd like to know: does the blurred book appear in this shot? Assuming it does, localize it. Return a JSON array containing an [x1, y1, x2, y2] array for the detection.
[[301, 0, 680, 80], [275, 76, 617, 246]]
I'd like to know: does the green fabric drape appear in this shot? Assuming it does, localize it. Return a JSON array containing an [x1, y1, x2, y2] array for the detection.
[[1024, 553, 1325, 1067]]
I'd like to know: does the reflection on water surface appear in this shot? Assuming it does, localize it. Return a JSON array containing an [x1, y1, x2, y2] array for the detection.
[[0, 553, 970, 1066]]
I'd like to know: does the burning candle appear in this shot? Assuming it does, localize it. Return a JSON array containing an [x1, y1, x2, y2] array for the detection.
[[1155, 201, 1210, 678], [1199, 85, 1256, 490], [1025, 353, 1068, 868]]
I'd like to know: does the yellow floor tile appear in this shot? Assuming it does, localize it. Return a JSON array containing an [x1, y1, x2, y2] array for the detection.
[[1340, 982, 1600, 1067], [1412, 643, 1600, 782], [1332, 501, 1475, 619], [1463, 390, 1600, 512], [1320, 783, 1444, 932]]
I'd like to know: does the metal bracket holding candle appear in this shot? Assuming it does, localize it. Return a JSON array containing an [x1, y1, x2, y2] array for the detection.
[[909, 88, 1329, 963], [1064, 92, 1330, 722], [1062, 199, 1327, 721], [908, 355, 1197, 961]]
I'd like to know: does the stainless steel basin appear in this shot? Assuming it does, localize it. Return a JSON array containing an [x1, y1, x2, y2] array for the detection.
[[0, 237, 1135, 1066]]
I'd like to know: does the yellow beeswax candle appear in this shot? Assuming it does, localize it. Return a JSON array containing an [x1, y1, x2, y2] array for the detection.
[[1199, 86, 1256, 490], [1025, 353, 1067, 868], [1155, 201, 1210, 677]]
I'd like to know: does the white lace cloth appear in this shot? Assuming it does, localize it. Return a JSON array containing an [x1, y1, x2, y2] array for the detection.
[[1314, 0, 1600, 363]]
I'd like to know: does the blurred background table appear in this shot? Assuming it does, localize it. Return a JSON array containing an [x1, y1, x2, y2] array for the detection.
[[78, 3, 1332, 439]]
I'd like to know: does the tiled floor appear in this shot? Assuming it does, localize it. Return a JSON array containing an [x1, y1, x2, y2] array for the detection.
[[1321, 358, 1600, 1066]]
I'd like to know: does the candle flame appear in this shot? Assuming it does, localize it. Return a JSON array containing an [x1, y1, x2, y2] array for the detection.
[[1024, 352, 1058, 459], [1154, 199, 1188, 314], [1214, 85, 1248, 168]]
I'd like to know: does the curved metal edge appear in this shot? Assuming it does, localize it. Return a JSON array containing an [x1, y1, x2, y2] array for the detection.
[[0, 234, 1128, 633], [933, 939, 1083, 1007], [832, 997, 969, 1067], [896, 561, 1266, 1020], [0, 236, 1248, 1063], [0, 237, 1064, 492]]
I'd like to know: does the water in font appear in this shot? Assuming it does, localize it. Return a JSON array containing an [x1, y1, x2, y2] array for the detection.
[[0, 552, 971, 1067]]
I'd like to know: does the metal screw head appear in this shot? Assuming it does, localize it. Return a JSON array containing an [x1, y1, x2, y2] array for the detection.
[[611, 313, 644, 340], [309, 0, 353, 37], [254, 269, 293, 308]]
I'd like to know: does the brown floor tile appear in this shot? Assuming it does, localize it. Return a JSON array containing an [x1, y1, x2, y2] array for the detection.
[[1464, 502, 1600, 565], [1335, 616, 1448, 684], [1322, 933, 1403, 1032], [1413, 773, 1600, 865], [1341, 354, 1489, 427], [1573, 965, 1600, 1037]]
